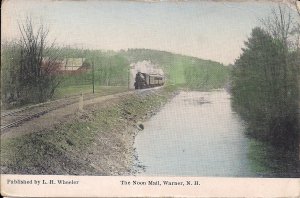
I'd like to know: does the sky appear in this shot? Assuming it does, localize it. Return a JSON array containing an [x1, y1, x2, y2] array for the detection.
[[1, 0, 299, 64]]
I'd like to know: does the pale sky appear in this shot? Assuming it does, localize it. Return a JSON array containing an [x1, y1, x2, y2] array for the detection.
[[1, 0, 299, 64]]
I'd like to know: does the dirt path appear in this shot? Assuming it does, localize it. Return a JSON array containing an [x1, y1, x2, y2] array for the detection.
[[1, 91, 134, 139]]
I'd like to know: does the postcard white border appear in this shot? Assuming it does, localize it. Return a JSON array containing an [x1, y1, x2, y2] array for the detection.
[[0, 174, 299, 197]]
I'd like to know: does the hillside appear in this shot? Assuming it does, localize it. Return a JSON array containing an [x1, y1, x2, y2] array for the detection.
[[55, 48, 230, 90], [120, 49, 230, 89]]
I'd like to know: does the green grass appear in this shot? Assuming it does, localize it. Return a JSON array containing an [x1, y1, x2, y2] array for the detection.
[[1, 120, 97, 174], [53, 85, 127, 99], [1, 85, 127, 110]]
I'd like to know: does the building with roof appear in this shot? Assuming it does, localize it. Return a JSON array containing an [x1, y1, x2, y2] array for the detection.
[[42, 57, 89, 75], [61, 58, 86, 71]]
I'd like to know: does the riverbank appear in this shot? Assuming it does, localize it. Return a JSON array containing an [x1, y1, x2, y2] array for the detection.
[[1, 86, 178, 175], [248, 138, 300, 177]]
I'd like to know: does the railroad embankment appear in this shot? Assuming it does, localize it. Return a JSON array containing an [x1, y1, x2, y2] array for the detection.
[[1, 86, 177, 175]]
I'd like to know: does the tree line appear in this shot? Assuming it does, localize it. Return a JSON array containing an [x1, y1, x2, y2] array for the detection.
[[231, 5, 299, 175], [184, 61, 229, 90]]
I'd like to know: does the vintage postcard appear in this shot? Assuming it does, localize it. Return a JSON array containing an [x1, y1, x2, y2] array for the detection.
[[1, 0, 300, 197]]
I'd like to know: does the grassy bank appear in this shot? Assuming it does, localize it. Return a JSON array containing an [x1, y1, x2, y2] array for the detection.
[[248, 138, 299, 177], [1, 86, 177, 175]]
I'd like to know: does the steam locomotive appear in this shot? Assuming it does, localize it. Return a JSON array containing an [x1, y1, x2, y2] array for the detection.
[[134, 72, 165, 89]]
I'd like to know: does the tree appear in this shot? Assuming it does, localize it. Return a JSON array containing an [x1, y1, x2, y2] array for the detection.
[[231, 6, 299, 153], [17, 17, 62, 103], [1, 41, 22, 105], [260, 5, 297, 46]]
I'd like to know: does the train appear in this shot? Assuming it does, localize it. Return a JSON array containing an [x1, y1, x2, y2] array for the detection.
[[134, 72, 165, 89]]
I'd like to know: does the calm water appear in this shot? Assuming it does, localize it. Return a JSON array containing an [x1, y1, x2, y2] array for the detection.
[[134, 90, 255, 177]]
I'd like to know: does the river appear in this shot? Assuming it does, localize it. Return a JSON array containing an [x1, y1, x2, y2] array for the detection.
[[134, 90, 255, 177]]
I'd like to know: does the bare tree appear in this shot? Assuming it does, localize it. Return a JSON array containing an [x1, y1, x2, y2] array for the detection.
[[260, 4, 299, 48], [260, 4, 300, 96], [292, 1, 300, 51], [18, 17, 62, 103]]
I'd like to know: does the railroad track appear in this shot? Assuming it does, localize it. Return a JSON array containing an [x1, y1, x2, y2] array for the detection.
[[2, 109, 53, 130], [1, 99, 79, 131], [1, 95, 82, 118], [0, 93, 100, 131], [0, 88, 159, 132]]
